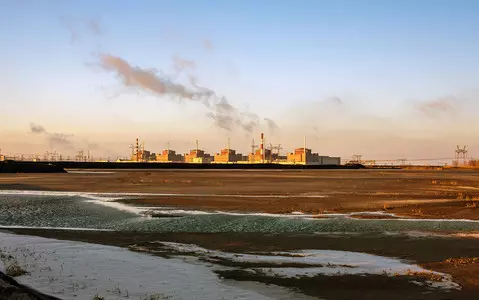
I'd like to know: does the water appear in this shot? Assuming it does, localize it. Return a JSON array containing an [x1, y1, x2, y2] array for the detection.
[[1, 193, 479, 233]]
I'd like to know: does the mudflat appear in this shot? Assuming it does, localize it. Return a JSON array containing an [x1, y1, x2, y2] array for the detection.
[[1, 168, 478, 219]]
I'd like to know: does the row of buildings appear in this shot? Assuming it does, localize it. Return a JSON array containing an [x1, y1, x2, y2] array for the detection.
[[128, 133, 341, 165]]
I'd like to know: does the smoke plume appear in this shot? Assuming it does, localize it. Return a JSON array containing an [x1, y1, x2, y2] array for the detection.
[[328, 96, 343, 105], [30, 123, 74, 148], [97, 53, 264, 133], [264, 117, 279, 133], [172, 55, 195, 74], [30, 123, 46, 134]]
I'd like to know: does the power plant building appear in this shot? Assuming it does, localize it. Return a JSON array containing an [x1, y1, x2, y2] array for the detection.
[[214, 149, 243, 163], [287, 148, 340, 165], [184, 149, 213, 163], [248, 148, 272, 163], [156, 149, 183, 162]]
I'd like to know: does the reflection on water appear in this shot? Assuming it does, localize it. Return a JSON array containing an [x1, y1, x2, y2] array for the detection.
[[1, 194, 479, 233]]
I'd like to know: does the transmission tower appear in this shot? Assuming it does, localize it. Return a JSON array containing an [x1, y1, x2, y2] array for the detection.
[[76, 150, 85, 162], [454, 145, 468, 166], [351, 154, 362, 164]]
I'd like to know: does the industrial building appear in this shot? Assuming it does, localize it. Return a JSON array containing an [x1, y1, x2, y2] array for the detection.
[[184, 140, 213, 163], [248, 133, 271, 163], [286, 148, 340, 165], [214, 149, 243, 163], [214, 139, 244, 163], [285, 136, 340, 165], [130, 138, 152, 162], [125, 135, 340, 165], [156, 149, 183, 163]]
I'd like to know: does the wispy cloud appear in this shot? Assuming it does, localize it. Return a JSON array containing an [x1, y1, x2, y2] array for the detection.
[[30, 123, 74, 149], [203, 38, 213, 50], [416, 96, 457, 117]]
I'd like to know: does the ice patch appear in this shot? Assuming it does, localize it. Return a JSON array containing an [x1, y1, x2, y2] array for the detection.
[[0, 232, 311, 300], [155, 242, 460, 290]]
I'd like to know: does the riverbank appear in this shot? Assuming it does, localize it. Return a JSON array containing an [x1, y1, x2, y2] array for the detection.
[[0, 169, 478, 219]]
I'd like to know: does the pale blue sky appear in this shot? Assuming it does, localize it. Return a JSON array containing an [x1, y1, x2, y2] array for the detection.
[[1, 0, 478, 159]]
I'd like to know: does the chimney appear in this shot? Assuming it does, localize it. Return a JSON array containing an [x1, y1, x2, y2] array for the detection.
[[136, 138, 140, 162], [260, 132, 264, 163]]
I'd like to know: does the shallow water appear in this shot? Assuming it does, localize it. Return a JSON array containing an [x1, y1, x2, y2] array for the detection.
[[1, 191, 479, 233]]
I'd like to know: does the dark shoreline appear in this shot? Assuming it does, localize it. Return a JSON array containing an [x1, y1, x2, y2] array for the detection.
[[0, 161, 66, 173], [0, 271, 60, 300]]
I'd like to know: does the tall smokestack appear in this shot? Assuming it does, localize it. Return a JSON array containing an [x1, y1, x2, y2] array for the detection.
[[260, 133, 264, 163], [136, 138, 140, 161], [196, 139, 199, 154]]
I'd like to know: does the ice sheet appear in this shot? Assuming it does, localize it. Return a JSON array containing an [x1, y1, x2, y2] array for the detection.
[[0, 232, 311, 300]]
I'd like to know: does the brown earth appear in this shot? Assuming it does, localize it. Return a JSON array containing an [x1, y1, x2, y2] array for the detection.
[[0, 169, 478, 219]]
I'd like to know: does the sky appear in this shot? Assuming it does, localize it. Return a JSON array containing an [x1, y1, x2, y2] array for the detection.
[[1, 0, 479, 162]]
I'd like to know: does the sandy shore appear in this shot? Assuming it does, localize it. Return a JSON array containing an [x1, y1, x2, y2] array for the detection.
[[1, 169, 478, 219]]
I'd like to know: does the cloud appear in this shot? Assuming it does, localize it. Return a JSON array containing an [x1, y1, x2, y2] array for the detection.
[[85, 17, 102, 35], [203, 39, 213, 50], [97, 53, 266, 133], [29, 123, 74, 149], [416, 96, 457, 117], [59, 17, 102, 44]]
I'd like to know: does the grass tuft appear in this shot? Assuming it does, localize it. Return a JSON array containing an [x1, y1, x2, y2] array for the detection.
[[6, 263, 28, 277]]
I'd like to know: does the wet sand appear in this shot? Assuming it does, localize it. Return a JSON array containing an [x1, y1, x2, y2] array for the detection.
[[0, 169, 478, 219]]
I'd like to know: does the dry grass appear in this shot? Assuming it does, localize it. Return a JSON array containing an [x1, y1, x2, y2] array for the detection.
[[6, 263, 28, 277], [445, 257, 479, 267], [431, 180, 458, 185], [411, 208, 423, 215], [466, 202, 477, 208], [404, 269, 444, 282], [382, 203, 395, 210]]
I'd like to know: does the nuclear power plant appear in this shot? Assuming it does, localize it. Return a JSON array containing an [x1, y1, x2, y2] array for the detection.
[[125, 133, 341, 165]]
